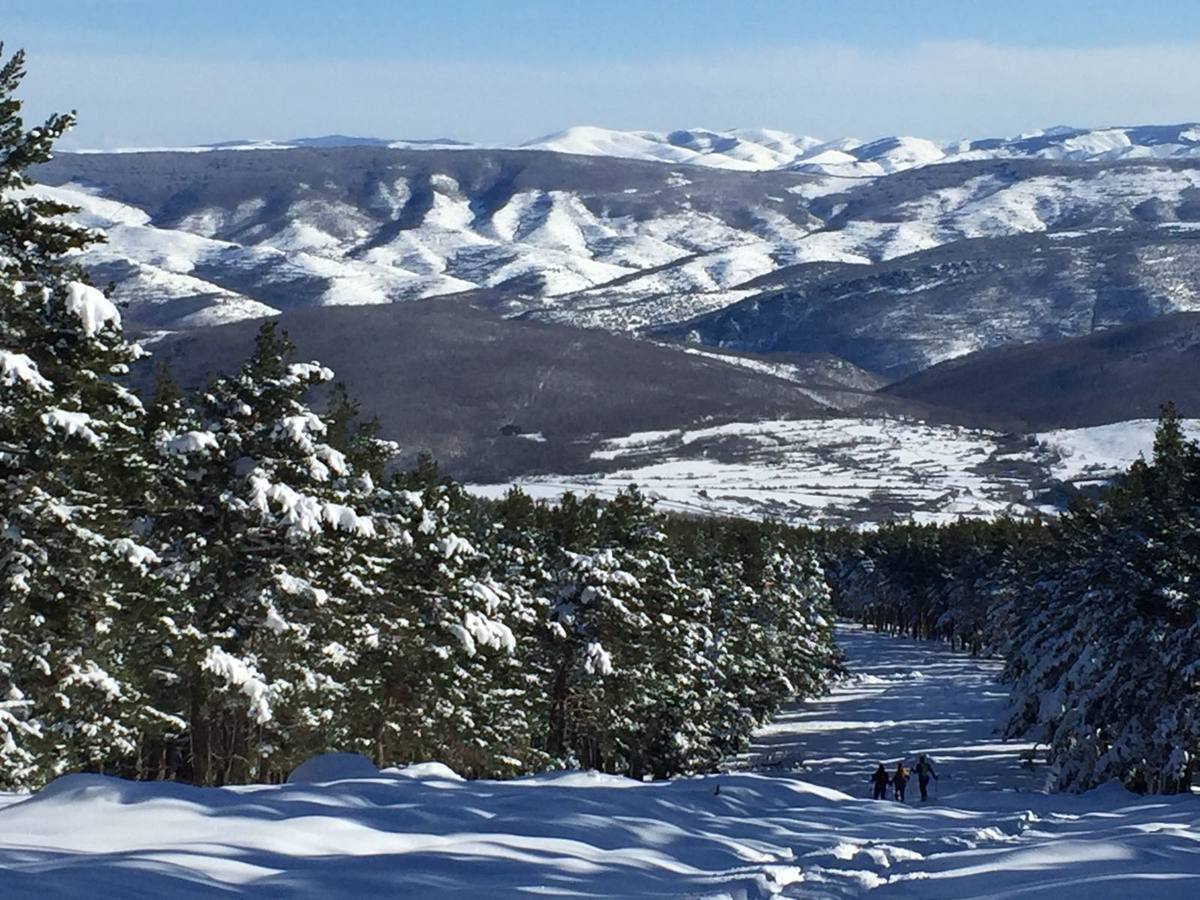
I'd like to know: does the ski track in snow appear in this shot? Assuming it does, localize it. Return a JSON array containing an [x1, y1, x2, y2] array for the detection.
[[2, 626, 1199, 898]]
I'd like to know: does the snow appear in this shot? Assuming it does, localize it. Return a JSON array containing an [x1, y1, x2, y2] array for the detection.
[[472, 417, 1039, 527], [111, 538, 160, 570], [469, 416, 1200, 528], [449, 611, 517, 657], [0, 351, 51, 392], [584, 640, 614, 676], [64, 282, 120, 336], [386, 761, 463, 781], [1039, 418, 1200, 485], [201, 647, 275, 725], [158, 430, 219, 456], [5, 625, 1200, 898], [41, 409, 102, 446]]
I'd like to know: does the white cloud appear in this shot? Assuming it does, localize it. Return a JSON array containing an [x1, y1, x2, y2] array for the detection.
[[19, 40, 1200, 148]]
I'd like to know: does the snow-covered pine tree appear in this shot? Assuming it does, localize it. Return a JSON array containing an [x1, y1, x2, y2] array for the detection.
[[594, 487, 717, 778], [489, 486, 562, 768], [352, 472, 536, 776], [760, 545, 838, 703], [144, 324, 385, 784], [703, 528, 836, 752], [535, 487, 721, 777], [0, 46, 159, 788], [999, 406, 1200, 793], [527, 488, 645, 772]]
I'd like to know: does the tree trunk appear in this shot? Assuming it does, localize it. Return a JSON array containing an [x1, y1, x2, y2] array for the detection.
[[189, 676, 211, 786]]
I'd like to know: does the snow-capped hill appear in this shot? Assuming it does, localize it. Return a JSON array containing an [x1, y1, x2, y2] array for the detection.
[[524, 122, 1200, 176], [514, 127, 951, 177], [854, 135, 945, 168], [958, 122, 1200, 164], [520, 123, 1200, 175], [789, 135, 947, 177], [521, 125, 713, 166], [31, 147, 821, 329], [521, 125, 826, 170]]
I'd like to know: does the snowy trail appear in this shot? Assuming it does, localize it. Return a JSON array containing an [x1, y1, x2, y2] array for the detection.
[[744, 624, 1042, 798], [2, 627, 1199, 898]]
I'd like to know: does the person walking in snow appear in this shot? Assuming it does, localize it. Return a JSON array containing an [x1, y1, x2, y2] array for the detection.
[[915, 754, 938, 801], [870, 763, 889, 800], [892, 761, 909, 802]]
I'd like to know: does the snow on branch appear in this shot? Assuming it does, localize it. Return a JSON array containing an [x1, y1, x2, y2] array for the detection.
[[64, 282, 120, 336], [0, 350, 51, 392]]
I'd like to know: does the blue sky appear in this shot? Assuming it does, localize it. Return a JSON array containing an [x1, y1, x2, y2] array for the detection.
[[6, 1, 1200, 147]]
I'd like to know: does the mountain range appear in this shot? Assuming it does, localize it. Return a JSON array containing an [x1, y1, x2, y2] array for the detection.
[[30, 123, 1200, 522], [79, 122, 1200, 176]]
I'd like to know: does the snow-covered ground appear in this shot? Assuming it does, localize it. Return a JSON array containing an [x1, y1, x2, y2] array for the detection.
[[737, 626, 1041, 797], [468, 417, 1200, 528], [3, 625, 1198, 898], [1040, 418, 1200, 486]]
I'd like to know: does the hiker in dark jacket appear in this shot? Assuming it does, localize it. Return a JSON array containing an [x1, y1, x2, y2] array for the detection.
[[892, 762, 909, 802], [916, 754, 938, 801], [870, 763, 889, 800]]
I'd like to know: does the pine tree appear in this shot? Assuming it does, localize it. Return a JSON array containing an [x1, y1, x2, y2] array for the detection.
[[143, 324, 386, 783], [998, 408, 1200, 793], [0, 46, 165, 787]]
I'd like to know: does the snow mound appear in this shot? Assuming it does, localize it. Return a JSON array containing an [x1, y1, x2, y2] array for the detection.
[[519, 769, 642, 788], [386, 761, 464, 781], [777, 779, 855, 803], [34, 773, 143, 804], [287, 752, 380, 784]]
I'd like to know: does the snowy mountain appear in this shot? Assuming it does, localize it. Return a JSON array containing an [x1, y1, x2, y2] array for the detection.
[[32, 148, 821, 329], [523, 123, 1200, 177], [33, 140, 1200, 358], [28, 124, 1200, 521], [87, 122, 1200, 176]]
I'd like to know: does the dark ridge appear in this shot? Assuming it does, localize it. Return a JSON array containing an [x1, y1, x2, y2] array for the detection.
[[884, 312, 1200, 429], [135, 299, 939, 482]]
